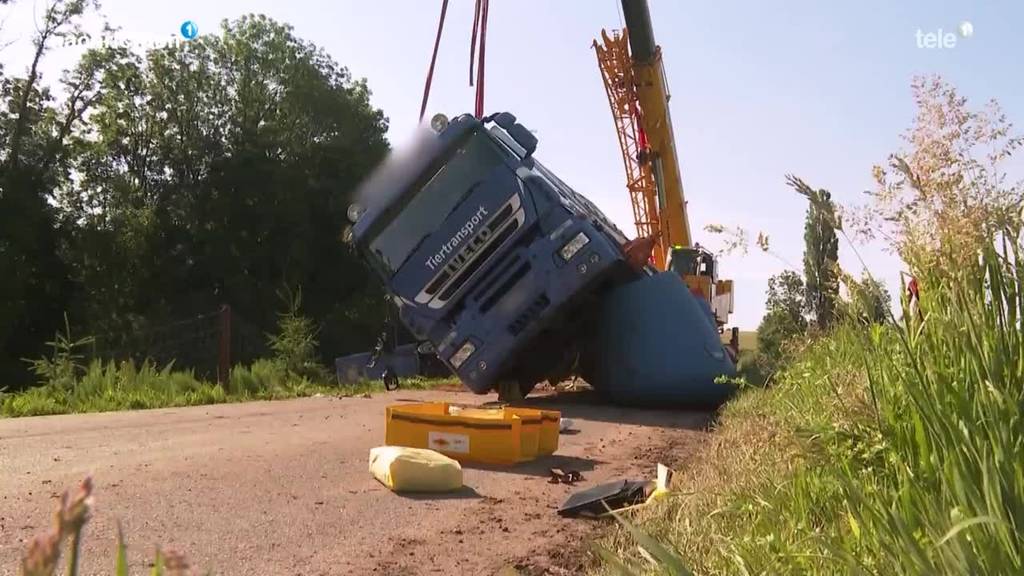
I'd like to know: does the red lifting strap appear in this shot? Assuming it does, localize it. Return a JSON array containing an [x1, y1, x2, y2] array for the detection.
[[472, 0, 490, 118], [419, 0, 450, 122], [421, 0, 490, 122]]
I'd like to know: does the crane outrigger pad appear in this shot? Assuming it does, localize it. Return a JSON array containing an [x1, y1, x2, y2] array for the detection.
[[581, 271, 737, 407]]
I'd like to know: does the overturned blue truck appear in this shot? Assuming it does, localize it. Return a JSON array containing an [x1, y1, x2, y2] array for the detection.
[[340, 112, 735, 407]]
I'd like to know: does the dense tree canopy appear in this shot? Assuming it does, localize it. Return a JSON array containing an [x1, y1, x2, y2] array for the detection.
[[1, 4, 391, 386]]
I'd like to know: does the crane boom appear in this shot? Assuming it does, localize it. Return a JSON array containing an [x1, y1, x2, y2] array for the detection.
[[620, 0, 691, 253], [595, 0, 736, 332], [593, 30, 664, 266]]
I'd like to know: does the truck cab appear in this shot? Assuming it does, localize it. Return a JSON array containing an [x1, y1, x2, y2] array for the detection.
[[349, 112, 632, 395]]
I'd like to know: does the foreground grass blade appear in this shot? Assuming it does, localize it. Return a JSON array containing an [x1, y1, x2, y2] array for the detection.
[[115, 523, 128, 576], [595, 546, 639, 575], [937, 515, 1002, 546], [606, 507, 694, 576], [150, 550, 164, 576]]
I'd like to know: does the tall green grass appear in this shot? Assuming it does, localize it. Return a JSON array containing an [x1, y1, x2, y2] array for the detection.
[[604, 237, 1023, 574], [2, 289, 459, 418], [847, 237, 1023, 574], [1, 359, 302, 417], [1, 358, 457, 418]]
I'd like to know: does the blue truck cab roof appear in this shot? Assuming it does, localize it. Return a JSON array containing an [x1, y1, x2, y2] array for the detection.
[[350, 114, 481, 248]]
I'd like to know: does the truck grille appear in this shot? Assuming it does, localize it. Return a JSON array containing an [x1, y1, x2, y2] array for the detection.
[[479, 262, 531, 313], [415, 193, 525, 309], [508, 294, 550, 336], [472, 253, 524, 306]]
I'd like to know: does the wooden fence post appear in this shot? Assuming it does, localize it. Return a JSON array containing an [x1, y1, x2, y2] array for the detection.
[[218, 304, 232, 384]]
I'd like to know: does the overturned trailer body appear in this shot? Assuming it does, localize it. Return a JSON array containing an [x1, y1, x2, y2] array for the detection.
[[344, 112, 735, 406]]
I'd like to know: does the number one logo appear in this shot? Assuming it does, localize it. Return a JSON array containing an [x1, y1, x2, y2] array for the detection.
[[180, 20, 198, 40]]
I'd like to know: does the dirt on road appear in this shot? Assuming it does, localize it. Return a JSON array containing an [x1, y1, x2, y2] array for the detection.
[[0, 389, 711, 575]]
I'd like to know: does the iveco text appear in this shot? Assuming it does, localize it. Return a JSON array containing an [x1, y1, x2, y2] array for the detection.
[[425, 205, 489, 271]]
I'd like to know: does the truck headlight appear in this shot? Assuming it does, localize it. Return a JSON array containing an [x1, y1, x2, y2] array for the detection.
[[430, 113, 449, 133], [559, 232, 590, 261], [449, 341, 476, 369], [346, 203, 365, 224]]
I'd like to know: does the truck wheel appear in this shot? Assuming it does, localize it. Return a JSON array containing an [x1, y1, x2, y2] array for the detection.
[[497, 379, 529, 402], [383, 368, 400, 391]]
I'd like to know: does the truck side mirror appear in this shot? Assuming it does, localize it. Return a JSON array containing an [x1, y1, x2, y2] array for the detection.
[[492, 112, 537, 157], [507, 124, 537, 156], [493, 112, 517, 129]]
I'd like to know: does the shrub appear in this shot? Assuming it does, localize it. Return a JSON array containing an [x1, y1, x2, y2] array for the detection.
[[23, 315, 94, 394], [268, 287, 331, 383]]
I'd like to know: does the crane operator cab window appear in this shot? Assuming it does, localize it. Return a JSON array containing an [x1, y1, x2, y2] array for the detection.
[[669, 246, 717, 280], [697, 250, 716, 280], [668, 246, 697, 277]]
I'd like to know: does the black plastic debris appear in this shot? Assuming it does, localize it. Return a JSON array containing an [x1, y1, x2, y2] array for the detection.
[[556, 479, 653, 518]]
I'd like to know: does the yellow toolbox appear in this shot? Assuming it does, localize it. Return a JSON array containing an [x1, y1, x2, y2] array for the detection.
[[385, 402, 560, 465]]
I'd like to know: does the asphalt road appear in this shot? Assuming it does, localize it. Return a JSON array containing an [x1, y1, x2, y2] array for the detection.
[[0, 389, 711, 575]]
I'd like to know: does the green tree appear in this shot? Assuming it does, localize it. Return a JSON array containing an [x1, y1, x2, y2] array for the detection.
[[1, 9, 392, 385], [58, 14, 390, 365], [787, 175, 840, 331], [757, 270, 808, 366], [843, 273, 891, 325], [268, 286, 329, 382], [0, 0, 100, 386]]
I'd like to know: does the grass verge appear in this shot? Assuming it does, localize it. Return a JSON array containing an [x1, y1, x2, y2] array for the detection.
[[601, 239, 1023, 574], [0, 358, 457, 418]]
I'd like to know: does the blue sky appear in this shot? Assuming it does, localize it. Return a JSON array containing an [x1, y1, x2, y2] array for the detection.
[[2, 0, 1021, 328]]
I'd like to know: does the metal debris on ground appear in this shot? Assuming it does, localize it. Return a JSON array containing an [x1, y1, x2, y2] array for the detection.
[[548, 468, 583, 485], [556, 479, 651, 518], [556, 463, 675, 518]]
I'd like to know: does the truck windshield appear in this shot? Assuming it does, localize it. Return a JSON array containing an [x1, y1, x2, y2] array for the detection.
[[369, 131, 507, 272]]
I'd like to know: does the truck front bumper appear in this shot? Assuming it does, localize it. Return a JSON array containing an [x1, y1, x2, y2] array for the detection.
[[446, 223, 625, 393]]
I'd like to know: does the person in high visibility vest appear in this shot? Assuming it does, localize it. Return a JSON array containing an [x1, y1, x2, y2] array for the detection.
[[907, 275, 922, 321]]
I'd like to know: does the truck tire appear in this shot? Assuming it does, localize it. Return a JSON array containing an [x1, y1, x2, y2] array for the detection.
[[496, 379, 533, 402], [383, 368, 400, 391]]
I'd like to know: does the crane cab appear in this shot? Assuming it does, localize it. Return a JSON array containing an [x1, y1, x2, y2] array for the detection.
[[668, 245, 733, 328]]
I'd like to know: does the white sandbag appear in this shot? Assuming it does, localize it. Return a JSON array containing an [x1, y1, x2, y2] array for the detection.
[[368, 446, 463, 493]]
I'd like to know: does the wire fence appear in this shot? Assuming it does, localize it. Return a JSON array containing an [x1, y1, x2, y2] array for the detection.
[[87, 305, 269, 381]]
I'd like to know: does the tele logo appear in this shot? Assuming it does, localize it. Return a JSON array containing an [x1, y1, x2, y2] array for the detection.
[[916, 21, 973, 49]]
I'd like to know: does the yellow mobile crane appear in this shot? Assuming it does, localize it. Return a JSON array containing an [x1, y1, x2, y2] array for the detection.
[[594, 0, 737, 353]]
